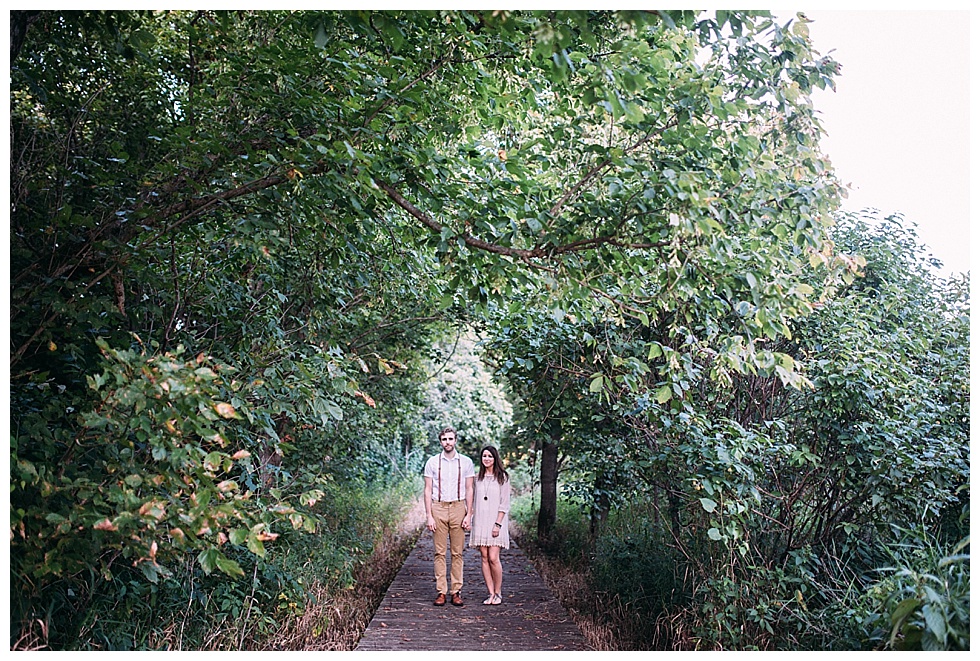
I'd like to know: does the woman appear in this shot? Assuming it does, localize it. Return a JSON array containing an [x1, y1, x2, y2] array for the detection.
[[468, 445, 511, 605]]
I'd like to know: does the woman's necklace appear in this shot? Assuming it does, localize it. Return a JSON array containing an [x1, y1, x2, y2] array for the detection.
[[483, 471, 493, 500]]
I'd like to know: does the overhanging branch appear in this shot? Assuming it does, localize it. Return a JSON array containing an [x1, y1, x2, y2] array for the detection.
[[373, 179, 544, 260], [375, 178, 669, 261]]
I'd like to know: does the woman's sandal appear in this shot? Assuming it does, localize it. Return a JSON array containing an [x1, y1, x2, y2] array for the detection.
[[491, 593, 502, 605], [483, 594, 495, 605]]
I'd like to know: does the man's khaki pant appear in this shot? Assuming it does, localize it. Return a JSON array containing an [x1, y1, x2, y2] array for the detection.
[[432, 500, 466, 595]]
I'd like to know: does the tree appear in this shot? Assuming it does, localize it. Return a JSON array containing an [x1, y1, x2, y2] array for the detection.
[[10, 9, 853, 647], [487, 210, 969, 648], [11, 10, 847, 371]]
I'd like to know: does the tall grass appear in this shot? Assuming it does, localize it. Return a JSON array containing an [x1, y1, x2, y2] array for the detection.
[[861, 529, 970, 650], [510, 493, 685, 650], [510, 493, 970, 651]]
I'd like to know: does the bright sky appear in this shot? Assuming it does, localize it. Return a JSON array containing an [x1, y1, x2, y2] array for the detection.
[[780, 9, 972, 278]]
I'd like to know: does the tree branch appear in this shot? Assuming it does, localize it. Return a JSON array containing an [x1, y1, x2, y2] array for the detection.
[[548, 115, 679, 219], [373, 179, 544, 260], [376, 177, 669, 264]]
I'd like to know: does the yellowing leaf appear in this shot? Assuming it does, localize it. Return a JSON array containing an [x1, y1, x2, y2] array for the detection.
[[354, 390, 376, 408], [213, 402, 237, 419], [139, 500, 167, 520], [204, 451, 222, 471]]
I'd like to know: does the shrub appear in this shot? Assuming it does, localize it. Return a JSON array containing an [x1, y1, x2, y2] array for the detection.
[[590, 515, 682, 619], [862, 531, 970, 650]]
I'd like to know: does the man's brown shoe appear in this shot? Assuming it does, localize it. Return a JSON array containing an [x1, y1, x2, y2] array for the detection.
[[433, 593, 446, 606], [451, 592, 464, 607]]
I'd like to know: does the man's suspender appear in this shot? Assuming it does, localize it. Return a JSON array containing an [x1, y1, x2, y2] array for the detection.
[[437, 456, 461, 501]]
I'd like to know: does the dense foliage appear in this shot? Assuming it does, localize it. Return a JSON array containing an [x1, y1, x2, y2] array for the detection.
[[8, 9, 967, 651], [498, 212, 969, 650]]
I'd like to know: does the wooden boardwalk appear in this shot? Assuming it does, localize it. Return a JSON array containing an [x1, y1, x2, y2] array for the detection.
[[356, 527, 590, 651]]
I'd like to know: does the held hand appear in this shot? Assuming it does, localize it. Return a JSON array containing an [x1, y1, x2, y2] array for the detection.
[[426, 515, 436, 532], [462, 515, 472, 530]]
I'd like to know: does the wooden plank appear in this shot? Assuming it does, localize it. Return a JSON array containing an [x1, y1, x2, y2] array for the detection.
[[355, 528, 589, 651]]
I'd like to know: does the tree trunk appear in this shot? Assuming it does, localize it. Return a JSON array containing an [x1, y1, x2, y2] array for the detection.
[[537, 420, 560, 547], [10, 11, 40, 62]]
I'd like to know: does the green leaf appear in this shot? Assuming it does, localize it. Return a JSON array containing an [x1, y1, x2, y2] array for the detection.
[[203, 451, 223, 472], [891, 598, 921, 628], [654, 385, 672, 403], [215, 553, 245, 578], [323, 398, 344, 421], [922, 604, 946, 642], [198, 548, 219, 575], [247, 532, 267, 558], [314, 24, 328, 49], [699, 497, 718, 513], [139, 561, 162, 583], [624, 101, 646, 124]]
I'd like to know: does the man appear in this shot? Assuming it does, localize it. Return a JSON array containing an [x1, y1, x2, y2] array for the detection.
[[423, 426, 475, 607]]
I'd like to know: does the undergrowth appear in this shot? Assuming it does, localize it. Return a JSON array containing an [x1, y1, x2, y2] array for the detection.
[[510, 493, 969, 651], [510, 494, 685, 650], [13, 477, 422, 650]]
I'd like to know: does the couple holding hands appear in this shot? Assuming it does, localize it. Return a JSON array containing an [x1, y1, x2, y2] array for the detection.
[[422, 427, 511, 607]]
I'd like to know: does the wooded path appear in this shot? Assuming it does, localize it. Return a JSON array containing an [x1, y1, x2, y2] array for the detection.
[[356, 528, 590, 651]]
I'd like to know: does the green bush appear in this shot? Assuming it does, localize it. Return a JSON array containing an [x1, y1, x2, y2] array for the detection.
[[689, 557, 868, 651], [36, 473, 420, 650], [862, 532, 970, 650], [590, 516, 681, 618], [511, 493, 592, 568]]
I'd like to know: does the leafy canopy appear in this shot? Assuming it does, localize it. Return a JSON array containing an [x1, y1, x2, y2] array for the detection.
[[10, 7, 851, 621]]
